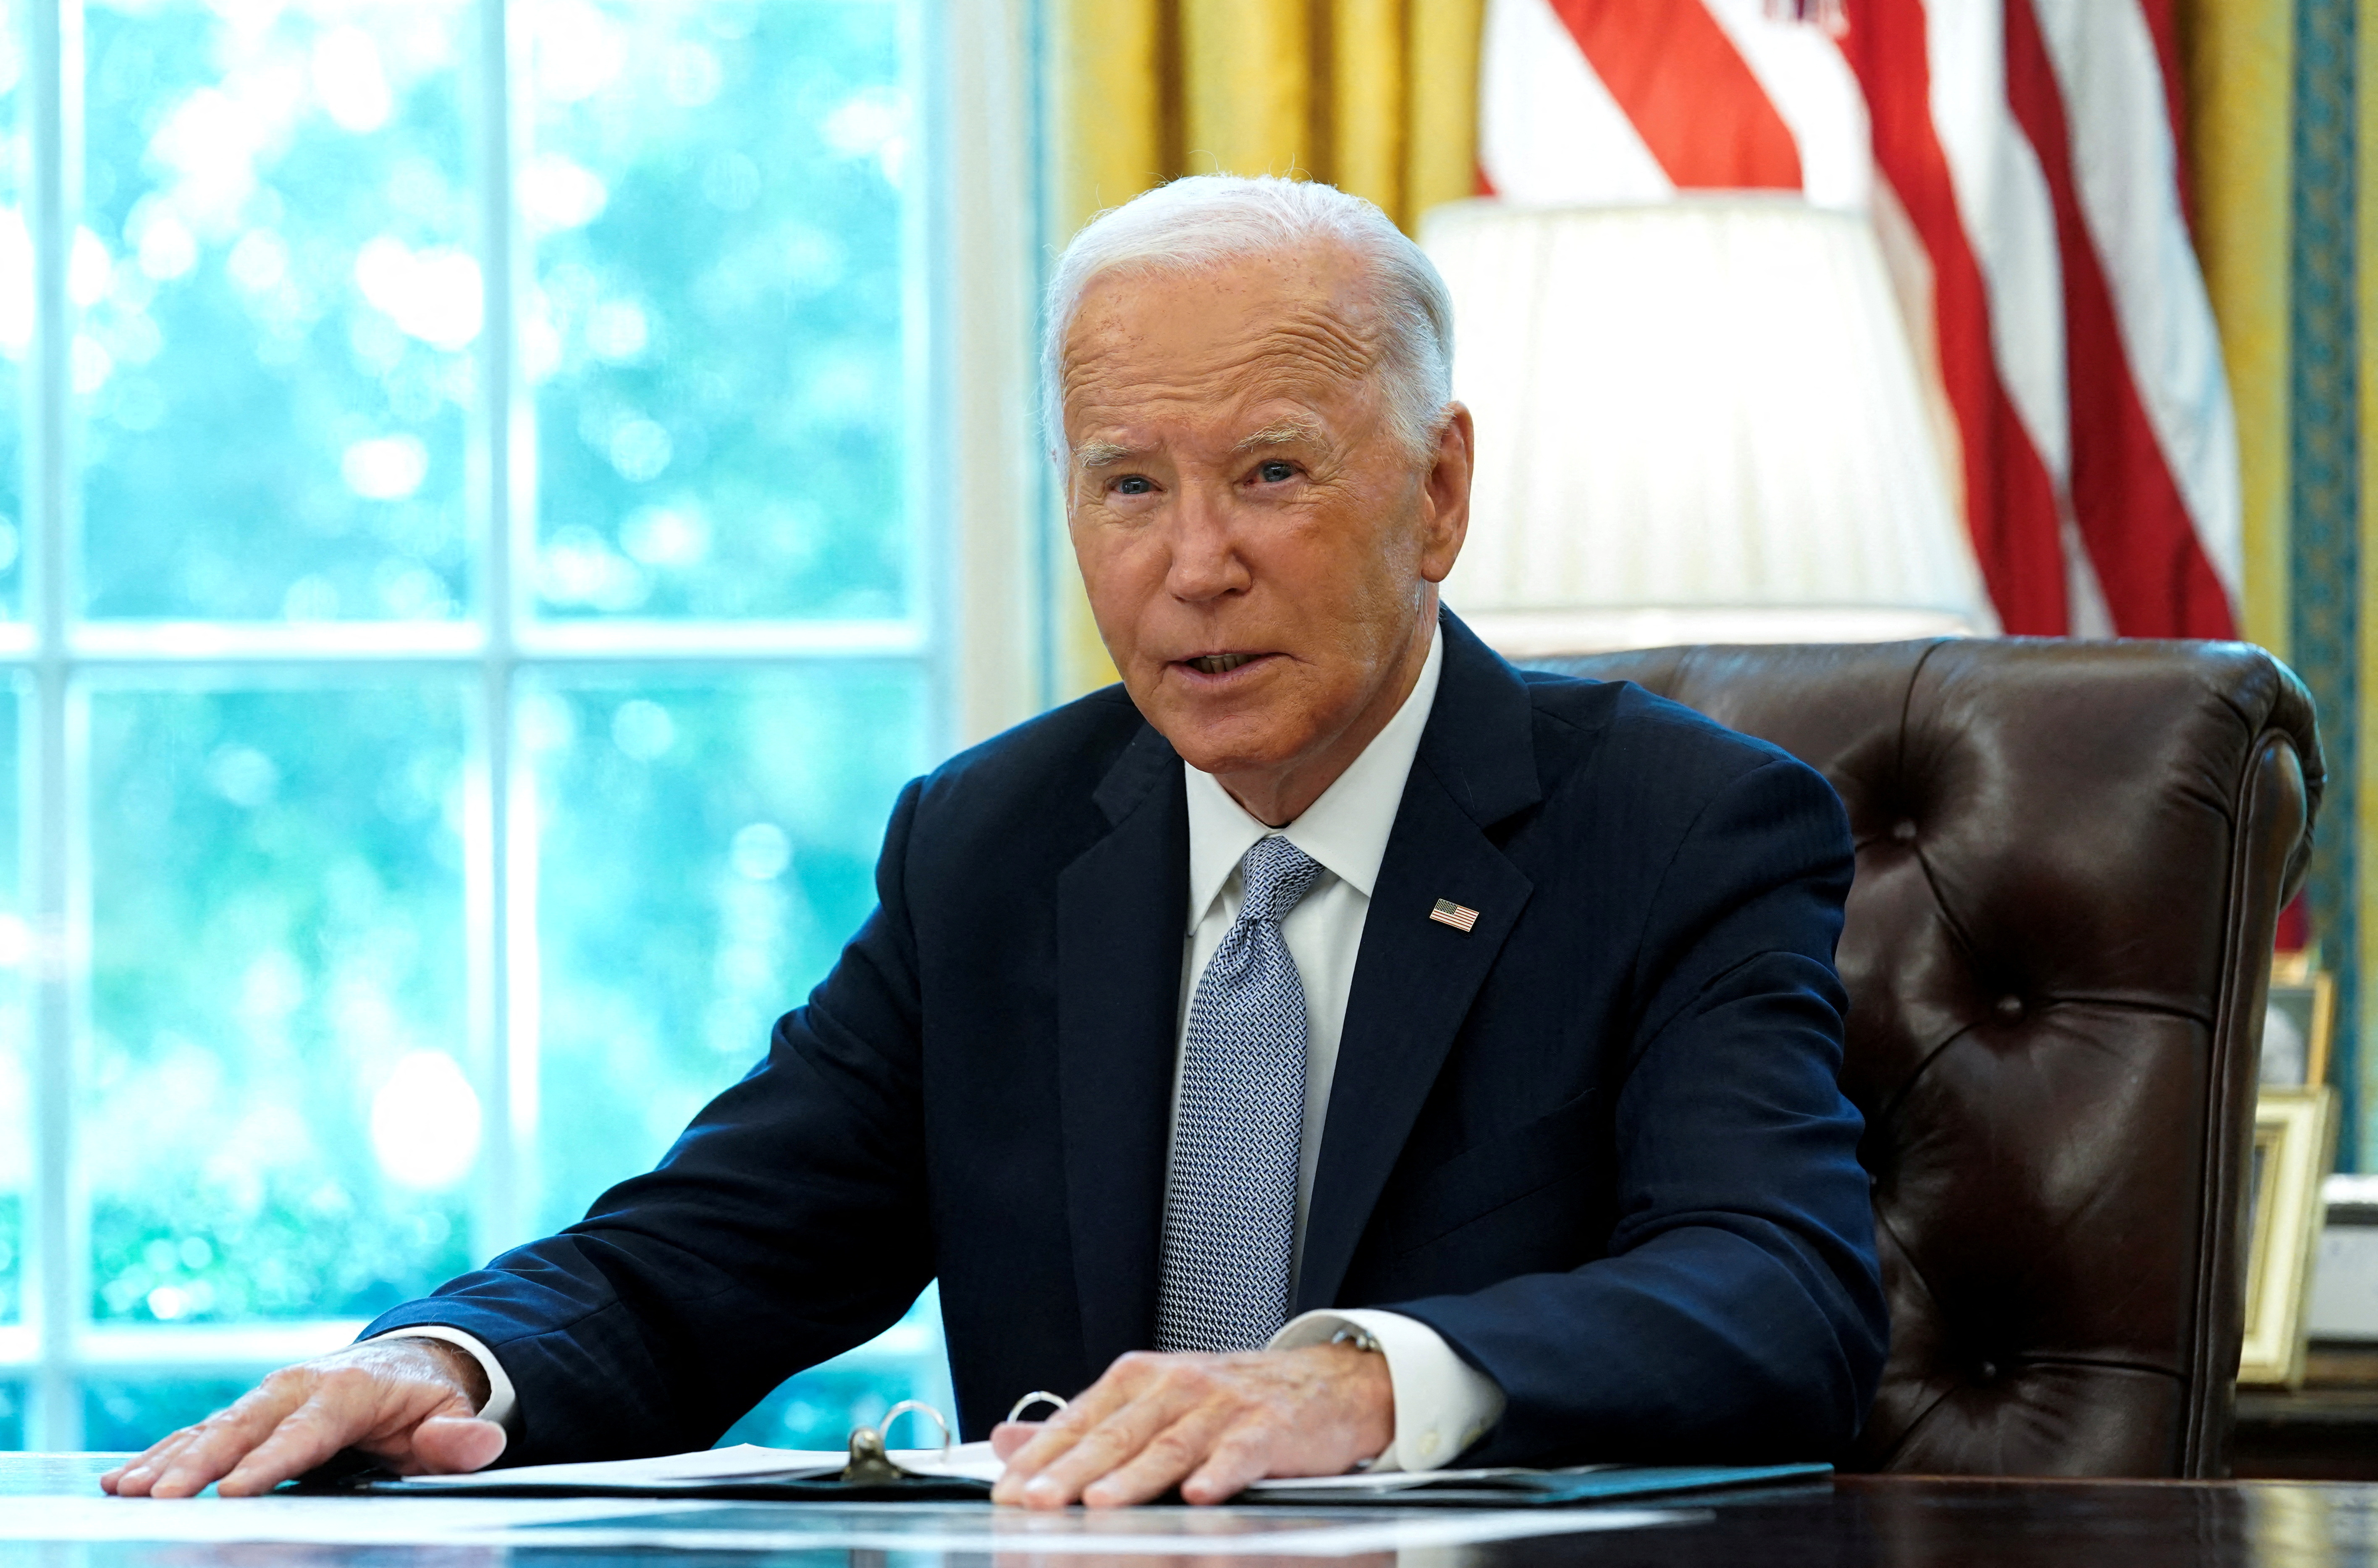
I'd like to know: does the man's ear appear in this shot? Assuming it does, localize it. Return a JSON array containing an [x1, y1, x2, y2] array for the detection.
[[1418, 403, 1473, 584]]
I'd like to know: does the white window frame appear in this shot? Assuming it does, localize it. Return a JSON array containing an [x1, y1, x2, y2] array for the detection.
[[7, 0, 1043, 1449]]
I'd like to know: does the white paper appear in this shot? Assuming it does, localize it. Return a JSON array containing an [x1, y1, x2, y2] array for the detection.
[[893, 1440, 1008, 1482], [389, 1442, 847, 1489], [388, 1439, 1007, 1491], [385, 1445, 1618, 1499]]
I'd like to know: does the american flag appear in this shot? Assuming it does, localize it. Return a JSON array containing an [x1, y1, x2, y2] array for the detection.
[[1431, 899, 1484, 932], [1476, 0, 2239, 639]]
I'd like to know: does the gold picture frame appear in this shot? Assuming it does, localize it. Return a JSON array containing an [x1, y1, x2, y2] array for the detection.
[[2238, 1086, 2340, 1387], [2263, 952, 2336, 1088]]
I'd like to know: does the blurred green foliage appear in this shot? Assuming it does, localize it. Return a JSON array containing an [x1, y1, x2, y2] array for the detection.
[[0, 1197, 18, 1324], [0, 689, 18, 1325], [84, 1380, 252, 1455], [7, 0, 944, 1451], [527, 670, 926, 1233], [80, 0, 475, 621], [87, 685, 475, 1323], [0, 30, 25, 622], [531, 1, 913, 620]]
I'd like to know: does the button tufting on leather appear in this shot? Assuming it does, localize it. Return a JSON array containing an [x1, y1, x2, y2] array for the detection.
[[1525, 637, 2326, 1478]]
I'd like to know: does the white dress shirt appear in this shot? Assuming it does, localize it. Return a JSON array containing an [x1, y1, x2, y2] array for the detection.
[[387, 623, 1505, 1468], [1173, 624, 1502, 1471]]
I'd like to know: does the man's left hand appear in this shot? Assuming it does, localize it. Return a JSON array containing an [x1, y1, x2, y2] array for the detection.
[[987, 1342, 1392, 1508]]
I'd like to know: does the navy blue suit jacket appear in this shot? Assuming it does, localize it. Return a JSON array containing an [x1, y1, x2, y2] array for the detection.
[[367, 612, 1888, 1467]]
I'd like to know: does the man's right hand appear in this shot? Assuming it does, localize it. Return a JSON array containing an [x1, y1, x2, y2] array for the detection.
[[99, 1338, 506, 1498]]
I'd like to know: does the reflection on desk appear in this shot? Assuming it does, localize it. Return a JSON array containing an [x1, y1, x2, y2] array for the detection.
[[8, 1454, 2378, 1567]]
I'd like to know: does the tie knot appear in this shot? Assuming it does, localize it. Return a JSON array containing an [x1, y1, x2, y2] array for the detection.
[[1238, 835, 1323, 924]]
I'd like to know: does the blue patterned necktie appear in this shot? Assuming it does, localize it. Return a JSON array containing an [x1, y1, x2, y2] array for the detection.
[[1156, 834, 1327, 1354]]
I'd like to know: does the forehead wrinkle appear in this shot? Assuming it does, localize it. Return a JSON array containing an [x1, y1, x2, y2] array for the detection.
[[1059, 285, 1391, 429], [1064, 351, 1379, 451], [1258, 305, 1381, 385], [1067, 333, 1367, 406]]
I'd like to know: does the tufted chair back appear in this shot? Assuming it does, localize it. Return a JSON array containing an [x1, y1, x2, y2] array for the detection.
[[1529, 639, 2322, 1478]]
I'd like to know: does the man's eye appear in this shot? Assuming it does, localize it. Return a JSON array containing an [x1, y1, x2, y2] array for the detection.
[[1114, 475, 1154, 496], [1256, 460, 1295, 484]]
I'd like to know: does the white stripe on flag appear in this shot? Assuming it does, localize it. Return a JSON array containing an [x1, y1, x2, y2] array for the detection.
[[2027, 0, 2244, 594], [1701, 0, 1870, 211], [1920, 0, 2115, 629], [1478, 0, 1674, 204], [1922, 0, 2070, 488]]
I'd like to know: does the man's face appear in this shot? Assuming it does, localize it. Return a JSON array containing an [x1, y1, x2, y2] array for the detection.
[[1059, 245, 1470, 795]]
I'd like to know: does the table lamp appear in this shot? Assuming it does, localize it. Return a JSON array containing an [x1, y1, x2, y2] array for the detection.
[[1423, 197, 1996, 657]]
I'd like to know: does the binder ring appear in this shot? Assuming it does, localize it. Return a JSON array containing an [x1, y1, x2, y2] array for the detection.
[[877, 1399, 954, 1453], [1006, 1390, 1070, 1424]]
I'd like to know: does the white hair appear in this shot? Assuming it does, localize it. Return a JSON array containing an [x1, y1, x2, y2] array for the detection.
[[1040, 174, 1455, 463]]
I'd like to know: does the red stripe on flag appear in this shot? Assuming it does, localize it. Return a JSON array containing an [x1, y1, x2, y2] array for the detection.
[[2002, 0, 2234, 637], [1838, 0, 2069, 633], [1547, 0, 1804, 189]]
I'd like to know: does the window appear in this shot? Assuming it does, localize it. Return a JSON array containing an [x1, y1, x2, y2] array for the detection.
[[2, 0, 1039, 1450]]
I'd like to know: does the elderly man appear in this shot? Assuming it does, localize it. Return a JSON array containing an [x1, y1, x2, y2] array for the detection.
[[105, 175, 1886, 1508]]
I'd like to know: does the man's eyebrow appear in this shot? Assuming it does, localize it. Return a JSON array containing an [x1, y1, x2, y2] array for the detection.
[[1074, 440, 1141, 471], [1232, 421, 1326, 453]]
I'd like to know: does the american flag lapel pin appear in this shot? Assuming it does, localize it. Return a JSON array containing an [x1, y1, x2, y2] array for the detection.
[[1429, 898, 1480, 933]]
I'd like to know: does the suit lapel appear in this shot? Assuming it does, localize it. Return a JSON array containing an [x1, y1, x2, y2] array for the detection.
[[1057, 723, 1188, 1376], [1296, 613, 1544, 1313]]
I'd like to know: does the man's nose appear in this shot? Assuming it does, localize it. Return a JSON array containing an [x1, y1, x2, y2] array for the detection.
[[1163, 482, 1250, 602]]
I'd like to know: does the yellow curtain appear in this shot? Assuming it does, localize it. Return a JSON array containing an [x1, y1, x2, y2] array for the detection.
[[2178, 0, 2295, 656], [1043, 0, 1488, 696]]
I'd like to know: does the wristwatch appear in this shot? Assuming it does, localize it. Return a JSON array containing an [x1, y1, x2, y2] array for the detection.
[[1330, 1324, 1388, 1473]]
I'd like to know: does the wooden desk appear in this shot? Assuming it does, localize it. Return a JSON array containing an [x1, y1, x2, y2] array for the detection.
[[2236, 1344, 2378, 1480], [7, 1455, 2378, 1566]]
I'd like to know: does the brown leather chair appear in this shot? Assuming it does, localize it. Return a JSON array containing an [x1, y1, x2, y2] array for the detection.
[[1528, 639, 2323, 1477]]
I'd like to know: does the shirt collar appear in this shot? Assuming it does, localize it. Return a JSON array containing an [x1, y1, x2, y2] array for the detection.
[[1184, 623, 1445, 924]]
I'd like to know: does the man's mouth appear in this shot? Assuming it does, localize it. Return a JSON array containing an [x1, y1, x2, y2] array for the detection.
[[1184, 652, 1261, 676]]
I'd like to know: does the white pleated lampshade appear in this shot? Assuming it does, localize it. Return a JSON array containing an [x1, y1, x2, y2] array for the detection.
[[1423, 198, 1998, 657]]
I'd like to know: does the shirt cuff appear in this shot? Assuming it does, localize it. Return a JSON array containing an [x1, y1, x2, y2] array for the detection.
[[1269, 1308, 1506, 1471], [370, 1325, 519, 1432]]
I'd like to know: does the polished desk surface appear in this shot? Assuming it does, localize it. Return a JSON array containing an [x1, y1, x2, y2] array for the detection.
[[5, 1454, 2377, 1566]]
